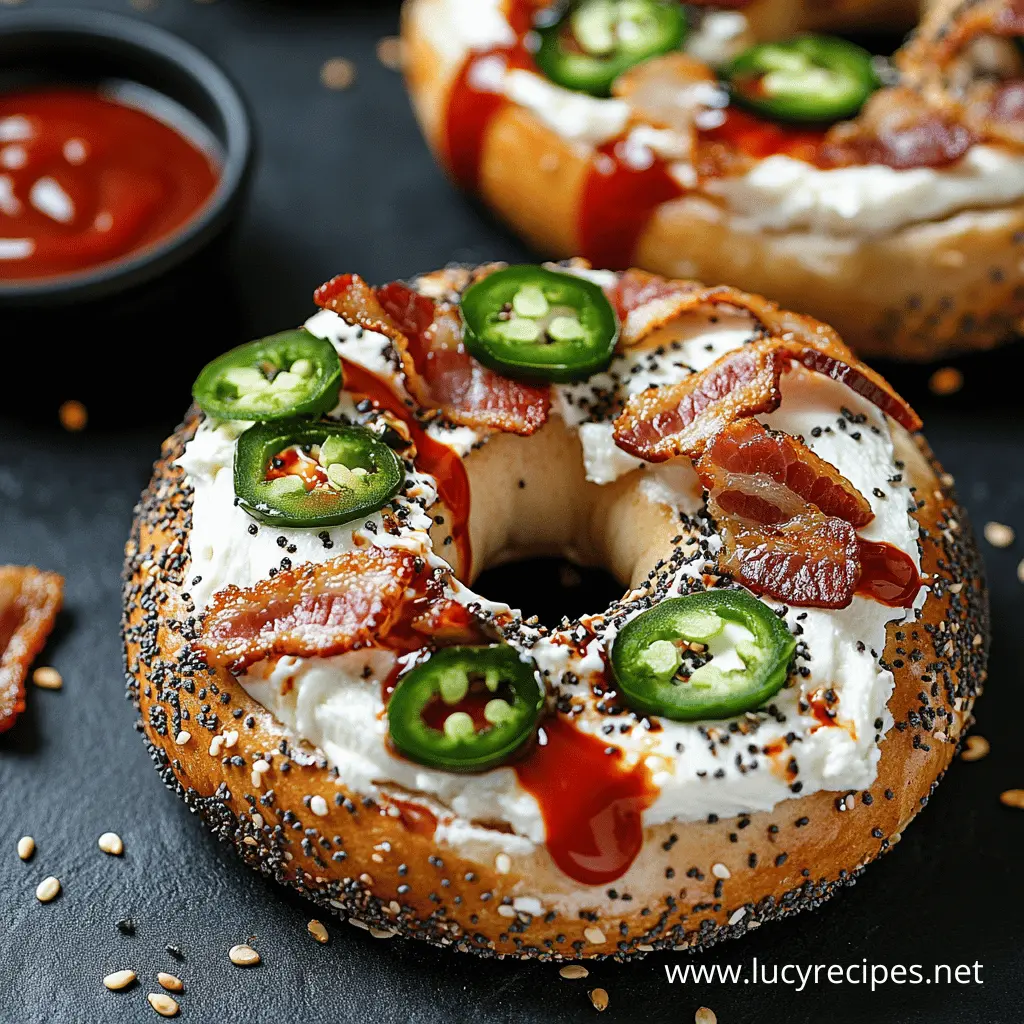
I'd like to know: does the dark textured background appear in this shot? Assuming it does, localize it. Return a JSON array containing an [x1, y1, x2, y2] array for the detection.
[[2, 2, 1023, 1022]]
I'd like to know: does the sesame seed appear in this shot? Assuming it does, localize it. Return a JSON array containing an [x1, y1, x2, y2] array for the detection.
[[376, 36, 403, 71], [208, 736, 224, 757], [228, 944, 260, 966], [497, 904, 516, 918], [58, 399, 87, 431], [984, 522, 1015, 548], [103, 970, 137, 990], [98, 832, 124, 856], [147, 993, 179, 1017], [307, 919, 329, 944], [711, 863, 730, 879], [729, 907, 746, 925], [928, 367, 963, 396], [695, 1009, 717, 1024], [32, 666, 63, 690], [223, 730, 239, 749], [1000, 790, 1024, 809], [369, 927, 396, 939], [560, 965, 589, 979], [960, 735, 990, 762], [494, 853, 511, 874], [157, 973, 183, 993], [35, 876, 60, 902], [174, 731, 191, 746], [17, 836, 34, 860], [310, 795, 329, 817], [320, 57, 356, 90], [584, 926, 606, 944], [253, 759, 270, 774], [589, 988, 609, 1012]]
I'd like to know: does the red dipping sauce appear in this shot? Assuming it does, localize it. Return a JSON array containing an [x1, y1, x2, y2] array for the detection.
[[0, 86, 220, 282]]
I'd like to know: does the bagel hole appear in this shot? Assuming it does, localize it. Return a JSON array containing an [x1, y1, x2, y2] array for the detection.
[[471, 556, 623, 630]]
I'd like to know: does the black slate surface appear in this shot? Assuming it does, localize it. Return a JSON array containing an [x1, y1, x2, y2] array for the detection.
[[2, 2, 1024, 1022]]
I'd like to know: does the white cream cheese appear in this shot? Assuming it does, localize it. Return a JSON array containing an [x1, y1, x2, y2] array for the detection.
[[177, 299, 922, 866]]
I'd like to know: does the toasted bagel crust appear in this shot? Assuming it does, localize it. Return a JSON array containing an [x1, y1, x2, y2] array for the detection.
[[402, 0, 1024, 360], [123, 270, 988, 960]]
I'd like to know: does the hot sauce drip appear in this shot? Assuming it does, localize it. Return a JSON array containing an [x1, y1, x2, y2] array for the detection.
[[339, 358, 474, 579], [0, 88, 219, 281], [578, 139, 684, 270], [700, 106, 827, 164], [264, 446, 328, 490], [514, 716, 657, 886], [855, 540, 921, 608]]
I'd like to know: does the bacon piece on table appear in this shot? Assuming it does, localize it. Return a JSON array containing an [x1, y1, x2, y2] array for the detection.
[[0, 566, 63, 732], [197, 549, 419, 673], [314, 274, 550, 436]]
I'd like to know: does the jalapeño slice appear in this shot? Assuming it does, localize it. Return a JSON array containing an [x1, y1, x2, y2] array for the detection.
[[388, 646, 545, 772], [234, 419, 405, 528], [193, 329, 342, 421], [536, 0, 688, 97], [725, 35, 880, 124], [460, 266, 618, 383], [610, 591, 796, 722]]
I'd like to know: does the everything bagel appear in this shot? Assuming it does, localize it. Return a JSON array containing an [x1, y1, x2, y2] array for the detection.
[[402, 0, 1024, 359], [123, 262, 987, 959]]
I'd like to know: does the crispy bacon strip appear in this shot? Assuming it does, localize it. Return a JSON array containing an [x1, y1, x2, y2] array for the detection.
[[314, 274, 550, 436], [696, 419, 874, 528], [0, 566, 63, 732], [197, 549, 419, 673]]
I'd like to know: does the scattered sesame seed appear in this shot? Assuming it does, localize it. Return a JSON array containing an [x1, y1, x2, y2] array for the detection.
[[147, 992, 179, 1017], [928, 367, 963, 396], [98, 832, 124, 856], [1000, 789, 1024, 809], [369, 926, 396, 939], [58, 400, 88, 431], [17, 836, 34, 861], [728, 907, 746, 925], [310, 795, 329, 817], [253, 759, 270, 774], [376, 36, 403, 71], [32, 666, 63, 690], [103, 970, 137, 991], [208, 736, 224, 757], [960, 735, 990, 762], [589, 988, 609, 1012], [174, 730, 191, 746], [223, 730, 239, 749], [35, 876, 60, 902], [228, 944, 260, 966], [497, 904, 516, 918], [320, 57, 356, 90], [584, 926, 606, 944], [984, 522, 1015, 548], [560, 965, 589, 979], [307, 919, 329, 944], [711, 863, 730, 879], [157, 973, 183, 993], [695, 1009, 717, 1024]]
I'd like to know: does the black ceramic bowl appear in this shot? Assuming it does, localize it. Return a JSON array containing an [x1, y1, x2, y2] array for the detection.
[[0, 7, 252, 308]]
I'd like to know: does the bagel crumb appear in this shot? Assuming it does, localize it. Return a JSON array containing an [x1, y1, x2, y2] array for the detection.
[[695, 1009, 717, 1024], [98, 832, 124, 856], [32, 666, 62, 689], [589, 988, 609, 1012], [103, 970, 136, 991], [17, 836, 34, 860], [560, 965, 589, 979], [1000, 790, 1024, 809], [984, 522, 1015, 548], [35, 876, 60, 902], [147, 993, 179, 1017], [960, 735, 990, 761], [584, 926, 606, 944], [308, 919, 329, 944], [174, 730, 191, 745], [157, 973, 183, 993], [928, 367, 963, 396], [321, 58, 356, 91], [228, 944, 260, 966], [310, 795, 329, 817]]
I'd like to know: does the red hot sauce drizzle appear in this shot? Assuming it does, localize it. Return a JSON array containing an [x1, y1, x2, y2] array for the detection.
[[339, 358, 473, 579], [514, 716, 657, 886], [855, 539, 921, 608]]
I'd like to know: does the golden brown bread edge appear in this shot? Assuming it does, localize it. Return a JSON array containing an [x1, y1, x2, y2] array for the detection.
[[401, 0, 1024, 361], [123, 366, 988, 960]]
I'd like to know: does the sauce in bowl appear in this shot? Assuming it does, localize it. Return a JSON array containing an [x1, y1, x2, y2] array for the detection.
[[0, 84, 220, 282]]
